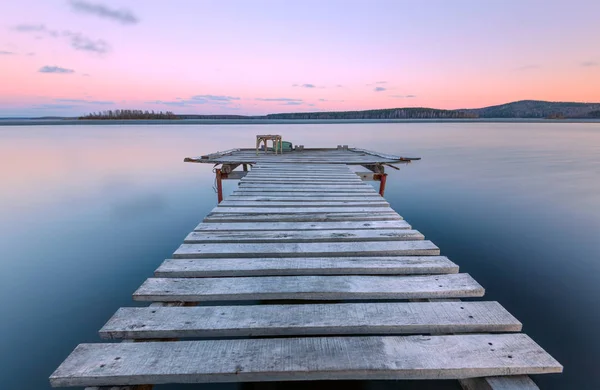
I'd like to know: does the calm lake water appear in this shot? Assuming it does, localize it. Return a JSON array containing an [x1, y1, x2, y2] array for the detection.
[[1, 123, 599, 390]]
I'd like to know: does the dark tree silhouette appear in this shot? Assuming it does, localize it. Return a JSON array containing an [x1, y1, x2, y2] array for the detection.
[[79, 109, 178, 120]]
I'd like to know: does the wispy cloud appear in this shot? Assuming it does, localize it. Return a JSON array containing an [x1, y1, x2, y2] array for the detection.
[[292, 83, 317, 88], [14, 24, 47, 32], [146, 100, 186, 107], [390, 94, 416, 98], [514, 64, 541, 71], [581, 61, 598, 67], [284, 101, 303, 105], [317, 98, 345, 103], [13, 24, 109, 54], [65, 32, 110, 53], [374, 87, 386, 92], [336, 84, 343, 88], [39, 65, 75, 74], [191, 94, 240, 102], [367, 81, 388, 86], [69, 0, 139, 25], [149, 94, 241, 106], [0, 50, 15, 55], [33, 103, 79, 110], [255, 98, 303, 102], [55, 98, 113, 104]]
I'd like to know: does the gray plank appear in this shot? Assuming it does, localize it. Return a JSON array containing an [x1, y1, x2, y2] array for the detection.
[[225, 196, 385, 202], [250, 166, 349, 169], [173, 240, 438, 258], [219, 200, 390, 207], [231, 191, 380, 197], [203, 212, 402, 222], [242, 177, 363, 182], [250, 169, 353, 173], [241, 180, 364, 185], [99, 301, 521, 339], [50, 334, 562, 387], [246, 174, 360, 178], [133, 274, 482, 302], [243, 174, 361, 179], [183, 229, 424, 243], [235, 188, 376, 193], [195, 220, 411, 231], [460, 375, 540, 390], [211, 206, 393, 214], [238, 184, 370, 189], [155, 256, 458, 277]]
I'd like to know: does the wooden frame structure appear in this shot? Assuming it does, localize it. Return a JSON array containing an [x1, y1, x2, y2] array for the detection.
[[186, 146, 413, 202]]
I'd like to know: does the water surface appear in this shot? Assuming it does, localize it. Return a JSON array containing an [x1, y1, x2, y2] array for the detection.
[[1, 123, 599, 389]]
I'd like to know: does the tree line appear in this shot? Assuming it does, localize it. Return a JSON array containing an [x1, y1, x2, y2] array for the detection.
[[79, 110, 178, 120], [266, 108, 477, 120]]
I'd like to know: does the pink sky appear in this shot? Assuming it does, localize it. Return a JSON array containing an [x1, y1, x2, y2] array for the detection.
[[1, 0, 599, 116]]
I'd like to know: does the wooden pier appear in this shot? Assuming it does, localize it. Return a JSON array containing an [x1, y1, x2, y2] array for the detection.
[[50, 146, 562, 389]]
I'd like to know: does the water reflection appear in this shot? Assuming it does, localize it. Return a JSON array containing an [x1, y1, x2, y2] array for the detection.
[[0, 123, 599, 390]]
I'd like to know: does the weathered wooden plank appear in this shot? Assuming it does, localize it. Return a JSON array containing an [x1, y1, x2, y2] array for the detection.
[[225, 195, 384, 201], [241, 181, 364, 185], [100, 301, 521, 339], [50, 333, 561, 387], [242, 177, 362, 182], [244, 173, 360, 178], [238, 183, 371, 189], [195, 220, 411, 231], [211, 206, 393, 214], [155, 256, 457, 277], [133, 274, 482, 302], [252, 165, 350, 168], [231, 191, 380, 197], [219, 200, 390, 207], [250, 168, 352, 172], [235, 187, 376, 193], [460, 375, 541, 390], [184, 229, 424, 243], [203, 212, 402, 222], [246, 173, 359, 177], [173, 240, 438, 258]]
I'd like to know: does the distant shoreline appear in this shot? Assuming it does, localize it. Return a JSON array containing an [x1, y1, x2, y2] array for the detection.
[[1, 118, 600, 126]]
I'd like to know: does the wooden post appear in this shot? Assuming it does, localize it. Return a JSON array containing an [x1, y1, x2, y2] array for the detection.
[[243, 164, 248, 171], [378, 173, 388, 196], [215, 169, 223, 203]]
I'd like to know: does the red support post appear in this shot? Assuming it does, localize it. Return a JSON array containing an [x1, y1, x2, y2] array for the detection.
[[378, 173, 388, 197], [215, 168, 223, 203]]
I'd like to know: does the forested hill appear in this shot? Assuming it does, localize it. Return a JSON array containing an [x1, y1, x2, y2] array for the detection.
[[263, 101, 600, 120], [266, 107, 476, 120], [463, 100, 600, 119], [70, 100, 600, 121]]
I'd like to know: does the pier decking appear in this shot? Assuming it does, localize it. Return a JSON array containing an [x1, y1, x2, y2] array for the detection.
[[50, 147, 561, 389]]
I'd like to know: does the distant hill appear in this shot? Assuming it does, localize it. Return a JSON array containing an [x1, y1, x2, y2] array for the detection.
[[265, 107, 476, 120], [260, 100, 600, 120], [462, 100, 600, 119], [7, 100, 599, 121]]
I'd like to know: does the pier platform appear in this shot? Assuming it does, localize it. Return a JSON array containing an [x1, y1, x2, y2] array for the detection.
[[50, 146, 561, 389]]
